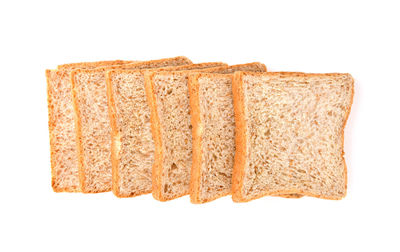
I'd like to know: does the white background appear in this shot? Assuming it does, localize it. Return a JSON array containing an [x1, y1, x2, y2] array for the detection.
[[0, 0, 399, 251]]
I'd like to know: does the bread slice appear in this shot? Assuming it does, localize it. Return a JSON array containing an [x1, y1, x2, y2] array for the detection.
[[145, 63, 266, 201], [46, 60, 134, 192], [189, 70, 304, 203], [106, 62, 226, 198], [71, 56, 192, 193], [231, 72, 354, 202]]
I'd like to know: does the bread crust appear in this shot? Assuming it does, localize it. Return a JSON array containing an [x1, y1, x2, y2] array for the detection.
[[231, 72, 247, 202], [106, 70, 122, 197], [57, 60, 135, 70], [144, 72, 165, 201], [70, 70, 94, 193], [196, 62, 267, 74], [231, 72, 354, 202]]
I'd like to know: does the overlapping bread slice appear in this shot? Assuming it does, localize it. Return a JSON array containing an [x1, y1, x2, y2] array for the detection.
[[231, 72, 354, 202], [189, 67, 304, 203], [106, 62, 227, 198], [145, 63, 266, 201], [71, 56, 192, 193], [46, 60, 134, 192]]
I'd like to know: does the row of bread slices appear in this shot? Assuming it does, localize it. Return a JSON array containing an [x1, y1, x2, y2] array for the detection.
[[46, 56, 353, 203]]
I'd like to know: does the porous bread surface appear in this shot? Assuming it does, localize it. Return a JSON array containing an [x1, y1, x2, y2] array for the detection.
[[72, 57, 192, 193], [151, 72, 193, 200], [195, 74, 236, 202], [109, 63, 227, 197], [233, 72, 354, 201], [108, 71, 154, 197], [47, 69, 81, 192], [72, 70, 114, 192]]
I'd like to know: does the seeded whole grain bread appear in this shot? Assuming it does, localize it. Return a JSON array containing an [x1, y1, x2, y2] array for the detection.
[[46, 60, 134, 192], [231, 72, 354, 202], [71, 56, 192, 193], [145, 63, 266, 201], [106, 62, 227, 198]]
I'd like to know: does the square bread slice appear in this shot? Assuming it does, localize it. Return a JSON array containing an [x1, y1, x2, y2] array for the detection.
[[189, 71, 304, 203], [231, 72, 354, 202], [71, 56, 192, 193], [106, 62, 227, 198], [46, 60, 134, 192], [145, 63, 266, 201]]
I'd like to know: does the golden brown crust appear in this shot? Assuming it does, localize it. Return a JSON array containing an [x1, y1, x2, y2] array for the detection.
[[95, 56, 192, 71], [277, 194, 303, 199], [57, 60, 136, 70], [231, 72, 247, 202], [188, 74, 202, 203], [70, 69, 88, 193], [196, 62, 267, 74], [144, 72, 164, 201], [105, 70, 121, 197], [46, 70, 61, 192], [342, 75, 355, 198], [231, 72, 354, 202], [152, 62, 227, 72]]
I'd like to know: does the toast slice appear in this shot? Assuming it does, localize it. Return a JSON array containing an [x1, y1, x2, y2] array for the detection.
[[46, 60, 134, 192], [71, 57, 192, 193], [106, 62, 227, 198], [145, 63, 266, 201], [189, 71, 304, 203], [231, 72, 354, 202]]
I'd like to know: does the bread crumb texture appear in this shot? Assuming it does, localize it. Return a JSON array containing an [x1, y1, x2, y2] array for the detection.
[[153, 72, 193, 199], [109, 71, 154, 197], [73, 70, 113, 192], [47, 70, 80, 191], [197, 75, 235, 201], [240, 73, 353, 200]]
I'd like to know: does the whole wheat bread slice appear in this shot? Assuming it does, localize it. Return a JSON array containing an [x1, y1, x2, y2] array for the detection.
[[46, 60, 134, 192], [189, 70, 304, 203], [71, 57, 192, 193], [231, 72, 354, 202], [145, 63, 266, 201], [106, 62, 226, 198]]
